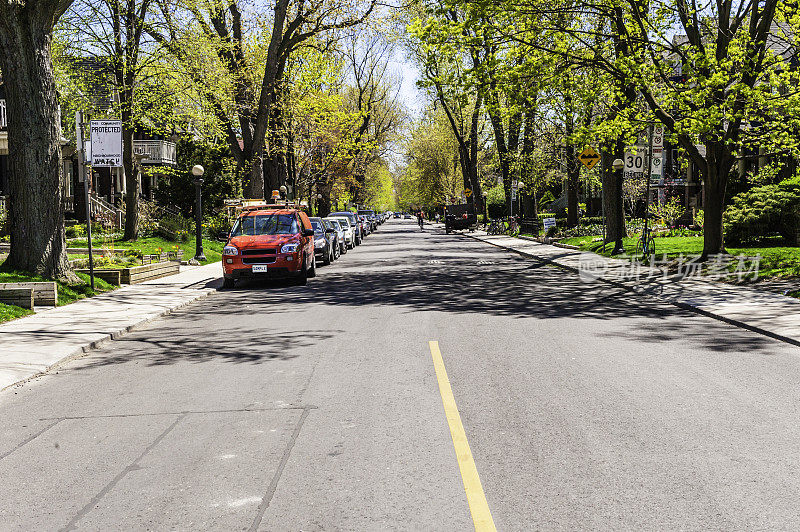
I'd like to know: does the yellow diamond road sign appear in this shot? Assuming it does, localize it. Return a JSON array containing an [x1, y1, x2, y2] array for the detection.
[[579, 147, 601, 169], [464, 188, 472, 197]]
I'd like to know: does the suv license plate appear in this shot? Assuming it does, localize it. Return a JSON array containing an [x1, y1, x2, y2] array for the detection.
[[252, 265, 269, 273]]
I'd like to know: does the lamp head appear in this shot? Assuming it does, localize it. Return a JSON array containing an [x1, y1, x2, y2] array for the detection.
[[191, 165, 205, 177], [612, 159, 624, 171]]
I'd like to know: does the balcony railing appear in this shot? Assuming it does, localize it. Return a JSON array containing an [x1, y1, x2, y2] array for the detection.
[[133, 139, 176, 165], [0, 100, 6, 129]]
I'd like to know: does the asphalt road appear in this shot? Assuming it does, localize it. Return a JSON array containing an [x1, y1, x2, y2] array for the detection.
[[2, 218, 800, 530]]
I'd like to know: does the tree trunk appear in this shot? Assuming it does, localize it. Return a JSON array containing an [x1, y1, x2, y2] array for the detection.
[[601, 146, 626, 253], [0, 7, 77, 281], [701, 157, 729, 258], [566, 152, 580, 227], [264, 153, 286, 197], [244, 153, 265, 199], [564, 94, 579, 227]]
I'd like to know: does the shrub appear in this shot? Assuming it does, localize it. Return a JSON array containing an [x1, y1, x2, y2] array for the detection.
[[539, 190, 556, 208], [579, 216, 603, 226], [204, 212, 231, 239], [693, 209, 704, 229], [649, 196, 686, 227], [65, 224, 86, 239], [724, 182, 800, 245], [156, 212, 192, 242], [553, 223, 604, 238]]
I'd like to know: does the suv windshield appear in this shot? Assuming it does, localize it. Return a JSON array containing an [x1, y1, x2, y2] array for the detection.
[[231, 213, 298, 236]]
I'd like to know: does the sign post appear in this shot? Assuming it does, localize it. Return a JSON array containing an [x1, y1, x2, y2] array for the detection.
[[651, 125, 665, 204], [76, 112, 94, 290]]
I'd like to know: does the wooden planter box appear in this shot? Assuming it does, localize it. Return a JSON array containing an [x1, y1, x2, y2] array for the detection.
[[74, 269, 122, 286], [121, 261, 180, 284], [0, 282, 57, 306], [76, 262, 179, 285], [0, 288, 34, 309]]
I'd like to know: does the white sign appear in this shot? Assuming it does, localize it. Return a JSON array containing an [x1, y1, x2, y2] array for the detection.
[[543, 217, 556, 231], [650, 153, 664, 180], [624, 146, 648, 178], [511, 188, 517, 201], [651, 126, 664, 149], [90, 120, 123, 167]]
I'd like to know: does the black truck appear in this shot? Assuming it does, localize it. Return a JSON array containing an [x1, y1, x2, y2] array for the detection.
[[444, 203, 477, 234]]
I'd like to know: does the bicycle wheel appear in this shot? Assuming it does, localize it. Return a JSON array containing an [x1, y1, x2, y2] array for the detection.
[[635, 237, 644, 258], [646, 236, 656, 257]]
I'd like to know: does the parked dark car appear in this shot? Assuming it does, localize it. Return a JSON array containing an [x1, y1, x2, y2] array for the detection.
[[310, 217, 338, 265], [358, 209, 378, 231]]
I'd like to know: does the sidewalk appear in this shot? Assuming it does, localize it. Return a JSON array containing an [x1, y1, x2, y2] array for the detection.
[[468, 231, 800, 346], [0, 262, 222, 391]]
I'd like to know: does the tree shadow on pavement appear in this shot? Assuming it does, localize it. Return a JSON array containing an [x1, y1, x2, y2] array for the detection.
[[207, 248, 780, 354], [76, 321, 341, 368]]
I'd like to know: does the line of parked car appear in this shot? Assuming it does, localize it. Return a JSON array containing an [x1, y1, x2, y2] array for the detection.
[[220, 204, 391, 288]]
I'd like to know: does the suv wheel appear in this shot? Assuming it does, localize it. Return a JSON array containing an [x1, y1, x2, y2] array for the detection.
[[308, 256, 317, 278], [322, 246, 331, 265], [297, 257, 309, 285]]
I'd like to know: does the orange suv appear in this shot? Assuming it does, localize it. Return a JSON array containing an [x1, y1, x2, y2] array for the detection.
[[221, 206, 316, 288]]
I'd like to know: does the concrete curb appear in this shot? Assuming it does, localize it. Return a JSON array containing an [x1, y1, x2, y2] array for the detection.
[[1, 288, 216, 392], [465, 233, 800, 349]]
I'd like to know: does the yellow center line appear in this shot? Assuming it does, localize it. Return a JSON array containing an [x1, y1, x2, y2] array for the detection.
[[428, 340, 497, 532]]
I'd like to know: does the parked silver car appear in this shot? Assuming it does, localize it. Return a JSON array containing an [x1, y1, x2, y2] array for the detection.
[[324, 217, 349, 254]]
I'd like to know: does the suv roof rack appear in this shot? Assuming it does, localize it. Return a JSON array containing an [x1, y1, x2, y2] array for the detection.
[[240, 201, 307, 212]]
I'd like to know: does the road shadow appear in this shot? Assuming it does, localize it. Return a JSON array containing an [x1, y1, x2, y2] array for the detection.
[[76, 320, 342, 368], [208, 243, 779, 354]]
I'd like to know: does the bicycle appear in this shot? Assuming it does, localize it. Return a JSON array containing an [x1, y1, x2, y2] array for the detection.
[[635, 227, 656, 259], [505, 216, 520, 236], [487, 218, 506, 235]]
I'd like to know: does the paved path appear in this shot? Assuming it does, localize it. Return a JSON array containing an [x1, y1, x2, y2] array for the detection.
[[471, 231, 800, 346], [2, 221, 800, 530], [0, 262, 220, 391]]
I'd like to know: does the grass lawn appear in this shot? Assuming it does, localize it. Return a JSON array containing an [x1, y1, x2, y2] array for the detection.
[[0, 302, 33, 323], [67, 236, 223, 266], [561, 234, 800, 279], [0, 270, 116, 324]]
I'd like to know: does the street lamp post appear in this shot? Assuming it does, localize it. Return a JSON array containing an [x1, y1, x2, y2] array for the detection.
[[192, 165, 206, 262]]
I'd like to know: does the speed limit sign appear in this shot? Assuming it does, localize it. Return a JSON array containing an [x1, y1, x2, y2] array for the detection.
[[624, 146, 647, 178]]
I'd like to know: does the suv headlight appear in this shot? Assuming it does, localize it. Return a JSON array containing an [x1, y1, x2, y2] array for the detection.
[[281, 242, 299, 253], [314, 238, 325, 248], [223, 245, 238, 256]]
